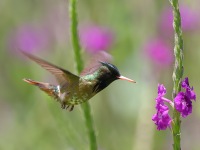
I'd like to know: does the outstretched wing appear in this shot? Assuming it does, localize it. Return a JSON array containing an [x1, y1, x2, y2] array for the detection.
[[80, 51, 112, 76], [22, 51, 79, 85]]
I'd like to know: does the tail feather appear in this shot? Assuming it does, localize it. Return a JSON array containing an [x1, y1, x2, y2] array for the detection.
[[23, 78, 59, 99]]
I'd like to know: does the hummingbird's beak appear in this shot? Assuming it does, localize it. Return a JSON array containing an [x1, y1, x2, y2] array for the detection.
[[118, 76, 136, 83]]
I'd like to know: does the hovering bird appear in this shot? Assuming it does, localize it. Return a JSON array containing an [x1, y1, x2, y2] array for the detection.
[[22, 52, 136, 111]]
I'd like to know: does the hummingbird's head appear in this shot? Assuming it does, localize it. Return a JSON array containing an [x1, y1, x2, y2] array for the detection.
[[99, 61, 136, 82], [100, 61, 120, 79], [92, 62, 135, 93]]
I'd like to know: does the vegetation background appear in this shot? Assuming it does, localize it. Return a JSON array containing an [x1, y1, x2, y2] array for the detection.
[[0, 0, 200, 149]]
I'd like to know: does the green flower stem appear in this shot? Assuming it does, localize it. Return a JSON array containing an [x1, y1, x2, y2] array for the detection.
[[69, 0, 83, 72], [170, 0, 184, 149], [69, 0, 97, 150]]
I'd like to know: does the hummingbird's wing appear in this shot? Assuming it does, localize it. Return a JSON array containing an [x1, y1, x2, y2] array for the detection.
[[22, 52, 79, 85], [80, 51, 112, 76]]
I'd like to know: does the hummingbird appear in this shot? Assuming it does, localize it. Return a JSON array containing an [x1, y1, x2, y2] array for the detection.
[[22, 52, 136, 111]]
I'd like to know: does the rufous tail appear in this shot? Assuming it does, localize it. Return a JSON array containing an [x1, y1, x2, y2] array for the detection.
[[23, 78, 59, 99]]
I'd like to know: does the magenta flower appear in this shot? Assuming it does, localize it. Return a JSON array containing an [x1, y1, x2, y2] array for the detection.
[[9, 25, 49, 53], [182, 77, 196, 100], [153, 78, 196, 130], [152, 84, 172, 130], [144, 39, 173, 67], [174, 92, 192, 118], [160, 5, 199, 34], [174, 77, 196, 117], [158, 83, 167, 96], [80, 26, 113, 53], [152, 109, 172, 130]]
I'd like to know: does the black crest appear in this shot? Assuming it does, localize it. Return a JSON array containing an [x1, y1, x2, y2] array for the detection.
[[99, 61, 120, 77]]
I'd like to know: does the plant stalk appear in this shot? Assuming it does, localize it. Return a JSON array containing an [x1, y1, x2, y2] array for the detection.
[[170, 0, 184, 149], [69, 0, 97, 149]]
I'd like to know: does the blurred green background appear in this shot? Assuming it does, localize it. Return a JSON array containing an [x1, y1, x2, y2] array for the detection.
[[1, 0, 200, 150]]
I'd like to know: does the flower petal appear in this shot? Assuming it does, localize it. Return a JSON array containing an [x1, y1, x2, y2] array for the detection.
[[158, 84, 167, 96], [174, 92, 193, 118]]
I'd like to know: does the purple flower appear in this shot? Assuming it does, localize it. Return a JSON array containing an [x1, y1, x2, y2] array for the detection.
[[153, 78, 196, 129], [80, 26, 113, 53], [8, 25, 49, 53], [144, 39, 173, 67], [152, 84, 172, 130], [152, 109, 172, 130], [174, 92, 192, 117], [158, 83, 167, 96], [182, 77, 196, 100], [160, 5, 199, 34], [174, 77, 196, 117]]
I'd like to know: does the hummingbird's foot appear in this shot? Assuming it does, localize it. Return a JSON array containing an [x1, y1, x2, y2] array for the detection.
[[61, 102, 67, 109], [69, 105, 74, 111], [61, 103, 74, 111]]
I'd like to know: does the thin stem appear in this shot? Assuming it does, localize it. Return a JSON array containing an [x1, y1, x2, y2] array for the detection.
[[162, 97, 174, 107], [69, 0, 83, 72], [69, 0, 97, 149], [169, 0, 184, 149]]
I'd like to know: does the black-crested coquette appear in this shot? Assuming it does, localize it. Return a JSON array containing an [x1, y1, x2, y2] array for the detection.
[[23, 52, 135, 111]]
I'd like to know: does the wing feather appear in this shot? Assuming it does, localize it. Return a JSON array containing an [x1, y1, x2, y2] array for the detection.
[[80, 51, 112, 76], [22, 51, 79, 84]]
